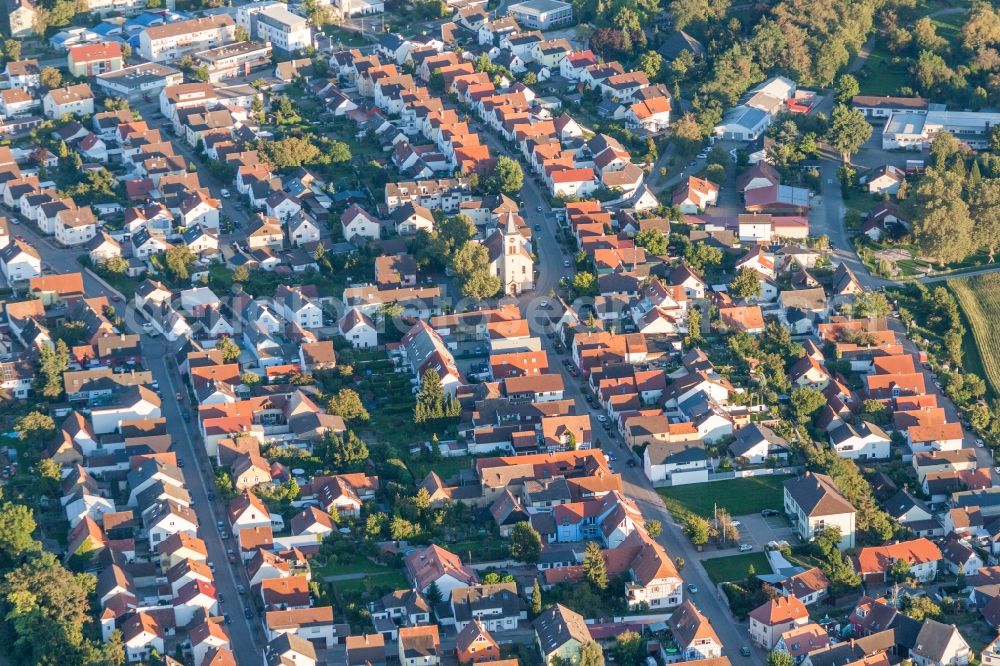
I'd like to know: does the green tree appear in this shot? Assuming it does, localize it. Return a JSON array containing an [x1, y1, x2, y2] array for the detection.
[[907, 168, 975, 265], [451, 242, 501, 299], [613, 631, 645, 666], [573, 271, 599, 297], [790, 387, 826, 423], [0, 551, 99, 664], [826, 104, 873, 163], [579, 641, 606, 666], [101, 255, 128, 274], [583, 541, 608, 589], [365, 512, 387, 540], [635, 228, 668, 255], [769, 651, 795, 666], [324, 431, 369, 470], [509, 522, 543, 563], [729, 267, 762, 299], [40, 67, 62, 89], [3, 39, 21, 61], [35, 459, 61, 484], [414, 369, 460, 423], [258, 136, 322, 169], [37, 340, 69, 399], [216, 336, 241, 363], [682, 513, 711, 546], [639, 51, 664, 81], [484, 155, 523, 195], [165, 245, 196, 281], [0, 502, 39, 559], [327, 388, 370, 421], [645, 519, 662, 538], [15, 412, 55, 449], [834, 74, 860, 103], [531, 578, 543, 616], [685, 243, 723, 271], [901, 594, 942, 621], [853, 291, 891, 319], [426, 580, 443, 605], [889, 558, 912, 582]]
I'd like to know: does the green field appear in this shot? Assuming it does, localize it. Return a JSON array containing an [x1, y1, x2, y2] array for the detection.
[[701, 552, 772, 584], [949, 274, 1000, 396], [334, 571, 408, 595], [659, 475, 789, 518]]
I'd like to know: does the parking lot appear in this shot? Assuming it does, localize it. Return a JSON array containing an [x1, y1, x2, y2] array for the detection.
[[733, 512, 796, 551]]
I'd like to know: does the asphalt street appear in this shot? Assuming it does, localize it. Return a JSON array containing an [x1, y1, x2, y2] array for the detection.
[[6, 219, 263, 664]]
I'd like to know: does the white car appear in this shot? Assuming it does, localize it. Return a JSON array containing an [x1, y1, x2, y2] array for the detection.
[[739, 543, 753, 552], [220, 188, 231, 198], [730, 520, 742, 528], [976, 439, 985, 447], [597, 415, 608, 423]]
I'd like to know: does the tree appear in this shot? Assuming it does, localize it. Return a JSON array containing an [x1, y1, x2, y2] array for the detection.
[[582, 541, 608, 589], [579, 641, 606, 666], [790, 387, 826, 423], [37, 340, 69, 399], [258, 136, 322, 169], [165, 245, 196, 281], [848, 292, 889, 321], [826, 104, 873, 163], [216, 337, 241, 363], [889, 558, 912, 582], [3, 39, 21, 61], [682, 513, 710, 545], [635, 228, 668, 256], [40, 67, 62, 89], [0, 551, 99, 664], [901, 594, 942, 621], [531, 578, 543, 615], [324, 431, 369, 470], [639, 51, 664, 81], [572, 271, 598, 297], [834, 74, 860, 103], [908, 168, 975, 265], [509, 522, 543, 563], [327, 388, 370, 421], [414, 369, 460, 423], [120, 43, 131, 61], [729, 267, 762, 299], [645, 519, 662, 538], [15, 412, 55, 449], [425, 580, 443, 605], [769, 651, 795, 666], [686, 243, 723, 271], [451, 242, 501, 299], [35, 459, 61, 484], [365, 512, 387, 539], [0, 502, 38, 560], [484, 155, 523, 195], [613, 631, 645, 666]]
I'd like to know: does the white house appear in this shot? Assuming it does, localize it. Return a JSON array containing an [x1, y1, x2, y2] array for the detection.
[[339, 308, 377, 349]]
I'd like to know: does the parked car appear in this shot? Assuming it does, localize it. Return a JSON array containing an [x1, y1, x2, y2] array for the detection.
[[739, 543, 753, 552], [687, 584, 698, 593], [741, 646, 751, 657], [760, 509, 779, 517]]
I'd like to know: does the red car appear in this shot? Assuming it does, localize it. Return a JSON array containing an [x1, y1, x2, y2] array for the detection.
[[111, 294, 123, 302]]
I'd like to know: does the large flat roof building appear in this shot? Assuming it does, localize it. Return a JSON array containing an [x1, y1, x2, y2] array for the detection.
[[507, 0, 572, 29]]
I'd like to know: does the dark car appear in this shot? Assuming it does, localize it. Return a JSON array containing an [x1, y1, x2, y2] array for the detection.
[[627, 459, 637, 467], [244, 606, 253, 619], [760, 509, 779, 517], [176, 457, 184, 468], [224, 614, 232, 625]]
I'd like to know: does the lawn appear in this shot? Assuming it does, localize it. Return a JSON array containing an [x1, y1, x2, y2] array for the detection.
[[314, 558, 396, 579], [334, 571, 408, 595], [701, 552, 772, 584], [658, 475, 790, 518], [408, 455, 474, 485], [323, 25, 370, 47], [948, 274, 1000, 396]]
